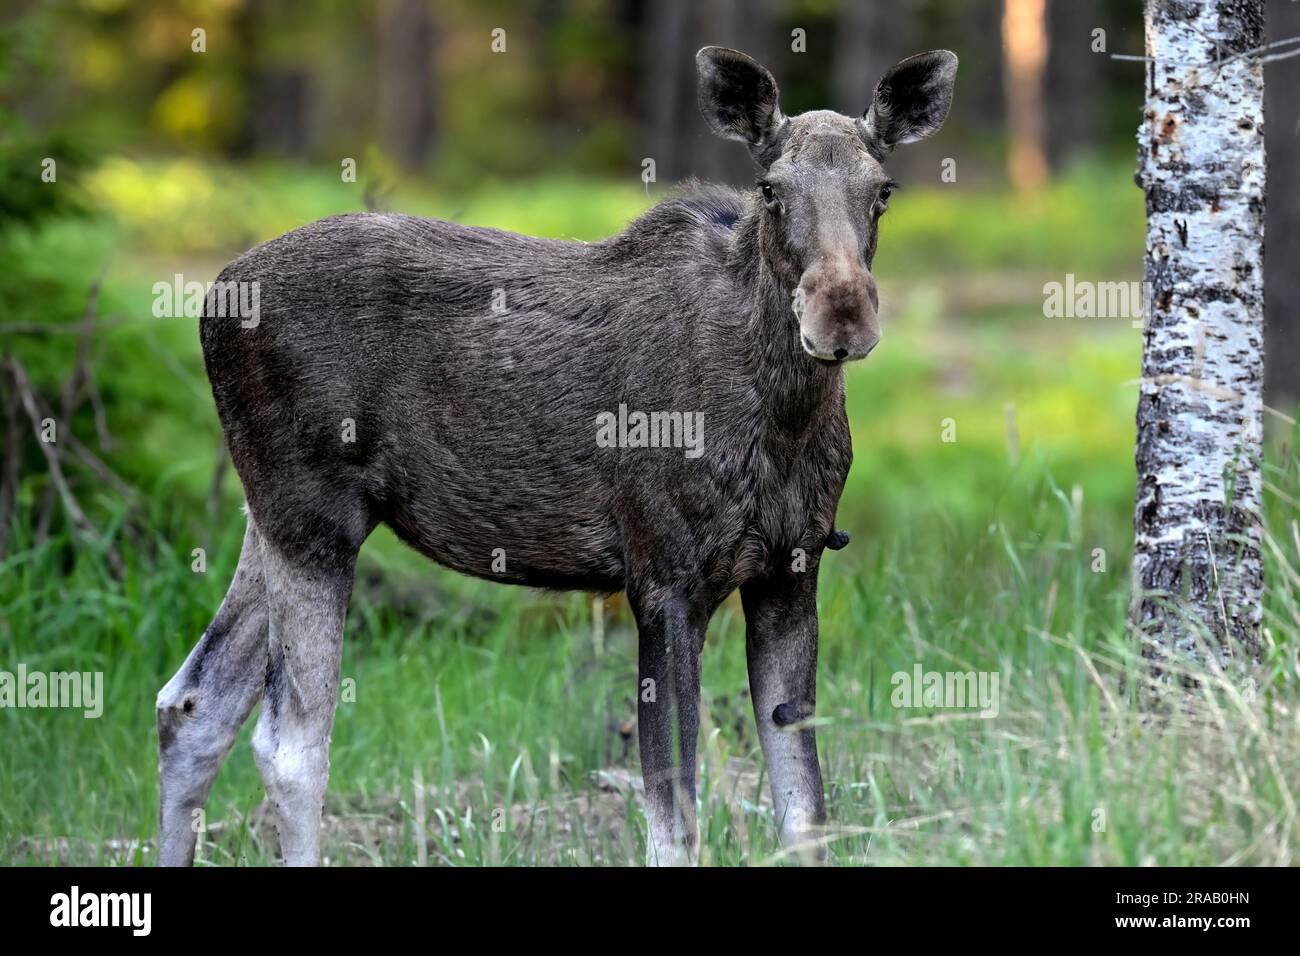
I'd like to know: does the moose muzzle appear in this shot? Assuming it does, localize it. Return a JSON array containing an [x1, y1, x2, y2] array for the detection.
[[795, 253, 881, 362]]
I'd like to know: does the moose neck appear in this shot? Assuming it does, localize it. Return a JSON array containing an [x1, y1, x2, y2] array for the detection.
[[729, 210, 844, 427]]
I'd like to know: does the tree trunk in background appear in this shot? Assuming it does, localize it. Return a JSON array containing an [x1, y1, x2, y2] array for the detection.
[[1131, 0, 1266, 666], [832, 0, 920, 179], [1046, 0, 1100, 170], [639, 0, 777, 187], [231, 1, 312, 158], [642, 0, 691, 183], [1265, 0, 1300, 411], [377, 0, 437, 170], [832, 0, 916, 113], [1002, 0, 1048, 192], [695, 0, 777, 184], [958, 0, 1005, 137]]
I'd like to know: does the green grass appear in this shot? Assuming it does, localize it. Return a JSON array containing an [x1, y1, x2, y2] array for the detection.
[[1, 158, 1296, 865], [2, 454, 1298, 865], [75, 153, 1144, 272]]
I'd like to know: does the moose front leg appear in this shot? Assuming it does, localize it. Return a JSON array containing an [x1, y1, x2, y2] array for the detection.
[[741, 569, 827, 864], [630, 591, 706, 866]]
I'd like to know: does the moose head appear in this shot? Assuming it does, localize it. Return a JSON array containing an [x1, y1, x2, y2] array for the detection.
[[697, 46, 958, 364]]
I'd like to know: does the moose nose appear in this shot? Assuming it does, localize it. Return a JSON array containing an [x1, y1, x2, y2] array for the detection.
[[800, 332, 879, 363]]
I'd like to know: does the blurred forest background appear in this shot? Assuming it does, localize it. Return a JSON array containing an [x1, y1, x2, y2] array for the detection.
[[2, 0, 1300, 866]]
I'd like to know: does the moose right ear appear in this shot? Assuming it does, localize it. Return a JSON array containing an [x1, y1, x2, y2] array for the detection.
[[696, 47, 785, 161]]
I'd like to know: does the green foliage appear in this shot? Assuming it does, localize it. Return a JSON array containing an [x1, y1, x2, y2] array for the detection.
[[874, 157, 1145, 278], [0, 127, 88, 230], [2, 159, 1293, 867], [2, 0, 1286, 868], [3, 450, 1298, 865]]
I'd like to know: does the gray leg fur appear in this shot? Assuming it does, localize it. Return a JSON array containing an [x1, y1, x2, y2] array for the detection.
[[741, 572, 828, 865], [249, 536, 356, 866], [157, 521, 269, 866]]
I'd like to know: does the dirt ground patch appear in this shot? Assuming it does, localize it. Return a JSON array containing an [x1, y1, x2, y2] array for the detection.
[[12, 756, 772, 866]]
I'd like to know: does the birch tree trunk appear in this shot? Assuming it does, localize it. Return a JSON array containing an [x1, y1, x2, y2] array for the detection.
[[1131, 0, 1266, 666]]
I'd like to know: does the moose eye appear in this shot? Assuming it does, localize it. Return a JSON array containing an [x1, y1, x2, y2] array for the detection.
[[874, 183, 895, 216], [760, 182, 776, 204]]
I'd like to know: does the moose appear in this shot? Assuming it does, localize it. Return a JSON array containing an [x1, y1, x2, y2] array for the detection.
[[156, 46, 957, 866]]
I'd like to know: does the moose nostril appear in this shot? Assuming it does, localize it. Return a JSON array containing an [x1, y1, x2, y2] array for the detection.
[[833, 347, 848, 360]]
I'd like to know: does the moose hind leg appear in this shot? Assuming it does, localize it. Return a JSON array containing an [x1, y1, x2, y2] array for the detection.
[[250, 538, 357, 867], [157, 521, 269, 866]]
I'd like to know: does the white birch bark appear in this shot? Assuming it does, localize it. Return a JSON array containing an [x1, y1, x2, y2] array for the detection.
[[1131, 0, 1266, 664]]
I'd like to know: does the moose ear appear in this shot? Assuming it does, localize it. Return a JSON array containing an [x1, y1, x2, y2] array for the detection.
[[860, 50, 958, 153], [696, 46, 785, 160]]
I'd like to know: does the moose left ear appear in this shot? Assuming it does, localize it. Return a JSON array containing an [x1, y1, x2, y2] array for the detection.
[[860, 50, 958, 153]]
